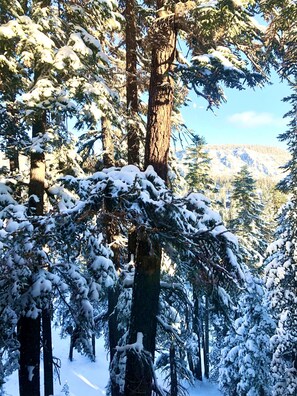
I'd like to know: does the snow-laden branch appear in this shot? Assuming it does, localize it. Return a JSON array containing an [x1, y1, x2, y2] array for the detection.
[[160, 281, 193, 307], [116, 332, 143, 353], [156, 315, 183, 344]]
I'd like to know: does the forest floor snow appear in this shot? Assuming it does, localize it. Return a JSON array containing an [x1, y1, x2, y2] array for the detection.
[[3, 327, 222, 396]]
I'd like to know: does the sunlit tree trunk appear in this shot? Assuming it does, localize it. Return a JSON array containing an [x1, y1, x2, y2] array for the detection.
[[18, 111, 47, 396], [126, 0, 139, 165], [125, 2, 177, 394], [145, 1, 176, 182]]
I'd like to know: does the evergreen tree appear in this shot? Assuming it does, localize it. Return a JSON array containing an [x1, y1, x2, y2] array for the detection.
[[264, 201, 297, 396], [182, 136, 216, 381], [48, 165, 245, 395], [264, 88, 297, 396], [126, 1, 269, 390], [229, 165, 270, 268], [1, 1, 294, 395], [0, 0, 121, 393], [260, 2, 297, 391], [219, 275, 275, 396], [260, 0, 297, 81], [184, 135, 214, 194]]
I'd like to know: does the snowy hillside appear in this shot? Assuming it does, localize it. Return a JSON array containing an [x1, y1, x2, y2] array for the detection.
[[206, 144, 290, 180]]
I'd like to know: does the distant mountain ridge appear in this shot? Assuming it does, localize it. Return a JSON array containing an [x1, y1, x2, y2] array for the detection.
[[0, 145, 290, 182], [206, 144, 290, 181]]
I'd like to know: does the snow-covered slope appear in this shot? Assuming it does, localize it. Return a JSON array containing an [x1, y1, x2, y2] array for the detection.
[[206, 144, 290, 180], [3, 327, 222, 396]]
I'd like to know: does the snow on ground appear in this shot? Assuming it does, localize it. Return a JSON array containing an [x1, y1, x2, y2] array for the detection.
[[188, 380, 222, 396], [3, 327, 222, 396]]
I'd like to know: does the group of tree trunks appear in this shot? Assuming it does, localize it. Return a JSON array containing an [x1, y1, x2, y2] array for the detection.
[[16, 0, 206, 395]]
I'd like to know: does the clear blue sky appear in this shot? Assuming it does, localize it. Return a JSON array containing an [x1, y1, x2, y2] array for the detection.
[[181, 72, 291, 149]]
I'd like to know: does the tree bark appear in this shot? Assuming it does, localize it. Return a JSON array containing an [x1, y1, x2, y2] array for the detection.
[[28, 114, 46, 216], [102, 156, 123, 395], [101, 117, 115, 168], [203, 295, 210, 379], [145, 2, 177, 182], [18, 111, 51, 396], [69, 331, 75, 362], [42, 307, 54, 396], [192, 288, 203, 381], [126, 0, 139, 165], [18, 316, 41, 396], [125, 2, 177, 394], [170, 343, 178, 396], [124, 234, 161, 396], [108, 283, 122, 396]]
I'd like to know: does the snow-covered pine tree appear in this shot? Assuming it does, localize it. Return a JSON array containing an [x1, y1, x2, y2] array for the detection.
[[264, 201, 297, 396], [125, 0, 269, 391], [48, 165, 245, 395], [145, 0, 268, 182], [260, 0, 296, 82], [0, 184, 21, 389], [259, 2, 297, 390], [228, 165, 270, 270], [0, 0, 122, 394], [219, 274, 275, 396], [182, 134, 216, 380], [216, 167, 274, 396], [184, 135, 214, 194], [264, 88, 297, 396]]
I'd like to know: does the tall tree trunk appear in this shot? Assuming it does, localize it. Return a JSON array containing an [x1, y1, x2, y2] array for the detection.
[[170, 343, 178, 396], [125, 0, 139, 279], [69, 329, 75, 362], [125, 0, 142, 390], [192, 288, 203, 381], [125, 3, 176, 394], [28, 114, 46, 216], [108, 285, 122, 396], [101, 130, 123, 395], [124, 235, 161, 396], [145, 2, 177, 182], [18, 111, 51, 396], [101, 117, 115, 168], [126, 0, 139, 165], [203, 295, 210, 379], [18, 316, 41, 396], [42, 307, 54, 396]]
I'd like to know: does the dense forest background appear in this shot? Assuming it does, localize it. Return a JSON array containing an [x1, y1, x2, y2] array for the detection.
[[0, 0, 296, 395]]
